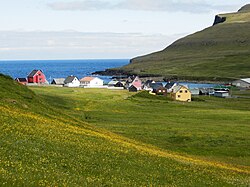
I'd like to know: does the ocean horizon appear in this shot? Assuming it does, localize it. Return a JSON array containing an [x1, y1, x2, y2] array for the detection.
[[0, 59, 130, 83]]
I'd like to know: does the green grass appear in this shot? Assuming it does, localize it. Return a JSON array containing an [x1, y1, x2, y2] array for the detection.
[[115, 8, 250, 81], [0, 76, 250, 186]]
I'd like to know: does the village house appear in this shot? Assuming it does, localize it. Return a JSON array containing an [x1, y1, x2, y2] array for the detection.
[[51, 78, 65, 86], [15, 78, 27, 85], [64, 76, 80, 87], [151, 83, 167, 95], [165, 82, 178, 92], [170, 85, 192, 102], [108, 80, 119, 87], [232, 78, 250, 88], [125, 76, 142, 91], [129, 85, 138, 92], [143, 80, 155, 90], [27, 70, 46, 84], [80, 77, 104, 87], [214, 91, 230, 98]]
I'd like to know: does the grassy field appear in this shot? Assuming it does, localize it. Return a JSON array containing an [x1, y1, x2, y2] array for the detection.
[[115, 7, 250, 81], [0, 75, 250, 186]]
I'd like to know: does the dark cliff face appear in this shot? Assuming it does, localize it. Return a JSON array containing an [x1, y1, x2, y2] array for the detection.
[[213, 15, 226, 26]]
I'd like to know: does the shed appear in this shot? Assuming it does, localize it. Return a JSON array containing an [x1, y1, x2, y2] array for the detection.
[[51, 78, 65, 85], [15, 78, 27, 85]]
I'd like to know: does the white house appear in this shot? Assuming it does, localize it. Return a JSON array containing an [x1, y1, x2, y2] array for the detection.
[[232, 78, 250, 88], [64, 76, 80, 87], [80, 77, 104, 87], [214, 91, 230, 98]]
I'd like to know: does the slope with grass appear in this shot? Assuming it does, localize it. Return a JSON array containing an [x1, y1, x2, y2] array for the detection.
[[113, 5, 250, 81], [0, 74, 250, 186]]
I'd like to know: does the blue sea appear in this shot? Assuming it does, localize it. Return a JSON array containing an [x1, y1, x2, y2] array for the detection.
[[0, 59, 129, 83], [0, 59, 219, 88]]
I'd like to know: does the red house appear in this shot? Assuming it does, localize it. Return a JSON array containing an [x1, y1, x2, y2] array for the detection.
[[27, 70, 46, 84]]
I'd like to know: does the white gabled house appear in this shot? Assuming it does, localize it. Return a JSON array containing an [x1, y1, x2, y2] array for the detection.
[[64, 76, 80, 87], [80, 77, 104, 87]]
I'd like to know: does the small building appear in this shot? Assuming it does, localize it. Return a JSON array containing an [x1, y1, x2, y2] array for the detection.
[[129, 85, 138, 92], [165, 82, 178, 92], [232, 78, 250, 88], [27, 70, 46, 84], [125, 76, 142, 90], [170, 85, 191, 102], [114, 81, 124, 88], [80, 77, 104, 87], [143, 80, 155, 90], [64, 76, 80, 87], [15, 78, 27, 85], [151, 83, 167, 95], [190, 88, 199, 95], [108, 80, 119, 87], [51, 78, 65, 85], [214, 91, 230, 98]]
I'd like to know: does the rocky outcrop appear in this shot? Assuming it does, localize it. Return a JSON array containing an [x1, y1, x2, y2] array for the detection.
[[213, 15, 226, 26]]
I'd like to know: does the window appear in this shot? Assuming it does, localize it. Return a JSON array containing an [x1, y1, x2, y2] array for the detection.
[[178, 95, 181, 98], [159, 90, 162, 93], [163, 90, 165, 92], [180, 90, 183, 93], [185, 90, 188, 93]]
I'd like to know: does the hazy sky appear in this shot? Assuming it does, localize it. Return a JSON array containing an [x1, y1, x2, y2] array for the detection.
[[0, 0, 249, 60]]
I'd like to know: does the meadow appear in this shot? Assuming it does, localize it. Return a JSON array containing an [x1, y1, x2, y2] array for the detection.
[[0, 75, 250, 186]]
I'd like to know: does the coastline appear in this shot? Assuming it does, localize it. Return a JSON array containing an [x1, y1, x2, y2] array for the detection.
[[92, 68, 230, 84]]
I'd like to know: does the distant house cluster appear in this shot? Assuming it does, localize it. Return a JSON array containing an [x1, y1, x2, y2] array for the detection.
[[15, 69, 245, 102], [52, 76, 105, 88]]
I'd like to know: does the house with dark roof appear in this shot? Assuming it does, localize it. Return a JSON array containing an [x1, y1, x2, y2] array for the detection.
[[165, 82, 177, 92], [129, 85, 138, 92], [143, 80, 155, 90], [151, 83, 167, 95], [27, 70, 46, 84], [64, 76, 80, 87], [51, 78, 65, 85], [15, 78, 27, 85]]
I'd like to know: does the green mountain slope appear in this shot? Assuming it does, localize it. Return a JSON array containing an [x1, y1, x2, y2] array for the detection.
[[118, 5, 250, 81]]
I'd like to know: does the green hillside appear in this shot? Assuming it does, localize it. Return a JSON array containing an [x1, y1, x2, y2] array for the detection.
[[0, 74, 250, 185], [116, 5, 250, 81]]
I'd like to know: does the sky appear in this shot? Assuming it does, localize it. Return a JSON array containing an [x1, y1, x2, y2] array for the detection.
[[0, 0, 249, 60]]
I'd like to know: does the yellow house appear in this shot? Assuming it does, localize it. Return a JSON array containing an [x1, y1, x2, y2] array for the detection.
[[170, 85, 191, 102]]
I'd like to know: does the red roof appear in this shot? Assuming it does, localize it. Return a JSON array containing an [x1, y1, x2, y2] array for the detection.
[[80, 77, 95, 82]]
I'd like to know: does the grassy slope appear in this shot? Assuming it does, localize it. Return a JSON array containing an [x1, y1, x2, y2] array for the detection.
[[118, 7, 250, 81], [1, 75, 250, 186]]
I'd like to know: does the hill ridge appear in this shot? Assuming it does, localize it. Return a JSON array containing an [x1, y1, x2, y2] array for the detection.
[[109, 4, 250, 81]]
